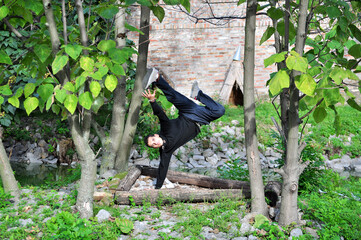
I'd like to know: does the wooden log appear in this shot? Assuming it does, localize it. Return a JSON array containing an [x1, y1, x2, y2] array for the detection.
[[112, 165, 142, 191], [115, 188, 244, 205], [139, 165, 251, 197]]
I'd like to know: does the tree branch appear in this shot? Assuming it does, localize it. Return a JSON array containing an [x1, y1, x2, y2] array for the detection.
[[300, 98, 324, 120]]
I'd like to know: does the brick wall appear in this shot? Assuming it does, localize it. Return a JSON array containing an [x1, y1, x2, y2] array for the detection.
[[127, 1, 277, 99]]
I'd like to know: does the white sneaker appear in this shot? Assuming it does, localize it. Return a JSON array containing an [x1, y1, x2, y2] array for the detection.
[[143, 68, 159, 89], [190, 81, 200, 99]]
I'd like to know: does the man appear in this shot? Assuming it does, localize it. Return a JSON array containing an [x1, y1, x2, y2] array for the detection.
[[142, 68, 225, 189]]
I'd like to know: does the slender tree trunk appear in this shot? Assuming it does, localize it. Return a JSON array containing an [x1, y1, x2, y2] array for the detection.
[[100, 5, 128, 174], [114, 5, 151, 171], [243, 0, 268, 215], [278, 0, 309, 226], [69, 115, 97, 219], [0, 128, 20, 203]]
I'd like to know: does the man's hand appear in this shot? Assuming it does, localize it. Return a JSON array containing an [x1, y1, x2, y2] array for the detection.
[[142, 89, 156, 102]]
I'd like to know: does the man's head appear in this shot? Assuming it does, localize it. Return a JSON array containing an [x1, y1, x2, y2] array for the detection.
[[144, 134, 163, 148]]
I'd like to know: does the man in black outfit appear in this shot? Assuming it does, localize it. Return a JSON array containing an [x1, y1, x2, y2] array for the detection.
[[142, 68, 225, 189]]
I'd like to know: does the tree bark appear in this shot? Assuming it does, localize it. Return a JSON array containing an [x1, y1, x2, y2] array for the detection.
[[69, 115, 97, 219], [278, 0, 309, 226], [114, 165, 142, 191], [114, 5, 151, 171], [243, 0, 268, 215], [115, 189, 244, 205], [99, 4, 128, 174], [0, 128, 20, 203]]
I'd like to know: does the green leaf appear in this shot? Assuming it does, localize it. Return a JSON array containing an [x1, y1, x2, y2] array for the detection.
[[80, 56, 95, 72], [24, 97, 39, 115], [105, 75, 118, 92], [295, 74, 316, 96], [97, 40, 116, 52], [125, 22, 144, 35], [0, 96, 4, 105], [64, 94, 78, 114], [313, 107, 327, 123], [253, 214, 269, 229], [268, 70, 290, 95], [96, 5, 119, 19], [109, 48, 127, 64], [180, 0, 191, 12], [329, 67, 348, 85], [264, 51, 287, 67], [347, 98, 361, 111], [24, 83, 36, 98], [0, 50, 12, 65], [8, 96, 19, 108], [91, 96, 104, 113], [15, 88, 23, 98], [349, 24, 361, 43], [115, 218, 134, 234], [52, 104, 60, 115], [267, 7, 283, 20], [55, 89, 67, 103], [237, 0, 246, 5], [0, 85, 12, 96], [34, 44, 52, 63], [52, 55, 69, 75], [286, 51, 308, 72], [150, 6, 165, 23], [46, 95, 53, 111], [348, 44, 361, 59], [92, 65, 109, 80], [90, 81, 101, 98], [63, 82, 75, 93], [260, 26, 275, 46], [164, 0, 181, 4], [75, 76, 87, 90], [37, 84, 54, 101], [0, 6, 9, 21], [65, 44, 82, 60], [326, 6, 341, 18], [110, 64, 125, 76], [79, 91, 93, 110]]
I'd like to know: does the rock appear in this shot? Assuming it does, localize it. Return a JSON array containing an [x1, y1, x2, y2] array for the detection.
[[231, 120, 240, 125], [38, 140, 47, 148], [96, 209, 111, 223], [193, 154, 205, 161], [26, 152, 43, 164], [19, 218, 34, 227], [289, 228, 303, 239], [206, 154, 219, 166], [133, 158, 150, 166], [203, 149, 214, 158], [100, 169, 118, 180], [93, 192, 113, 202], [305, 227, 319, 239]]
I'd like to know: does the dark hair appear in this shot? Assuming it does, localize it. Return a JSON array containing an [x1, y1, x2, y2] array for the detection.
[[144, 134, 154, 147]]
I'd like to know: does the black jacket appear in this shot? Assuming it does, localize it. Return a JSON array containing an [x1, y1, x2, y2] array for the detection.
[[150, 101, 200, 188]]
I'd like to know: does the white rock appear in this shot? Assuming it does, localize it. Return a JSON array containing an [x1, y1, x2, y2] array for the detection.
[[203, 149, 214, 158], [206, 154, 219, 166], [96, 209, 111, 222]]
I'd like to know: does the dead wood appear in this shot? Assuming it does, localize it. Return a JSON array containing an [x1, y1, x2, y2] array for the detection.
[[114, 188, 244, 205], [113, 165, 142, 191]]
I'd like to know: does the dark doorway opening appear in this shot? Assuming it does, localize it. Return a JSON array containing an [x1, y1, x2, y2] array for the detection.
[[228, 83, 243, 106]]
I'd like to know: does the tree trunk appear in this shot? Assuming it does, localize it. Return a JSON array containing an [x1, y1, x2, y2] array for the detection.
[[69, 115, 97, 219], [114, 5, 151, 171], [115, 189, 244, 205], [0, 128, 20, 203], [99, 4, 128, 174], [278, 0, 309, 226], [243, 0, 268, 215]]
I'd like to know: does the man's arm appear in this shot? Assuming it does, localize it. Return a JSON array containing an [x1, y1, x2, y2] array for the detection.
[[155, 149, 172, 189], [142, 89, 169, 121]]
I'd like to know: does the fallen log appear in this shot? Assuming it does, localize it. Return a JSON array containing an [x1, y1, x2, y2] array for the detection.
[[112, 165, 142, 191], [115, 188, 244, 205], [139, 165, 251, 194]]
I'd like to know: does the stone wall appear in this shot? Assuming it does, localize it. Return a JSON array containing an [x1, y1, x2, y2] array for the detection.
[[127, 1, 277, 99]]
